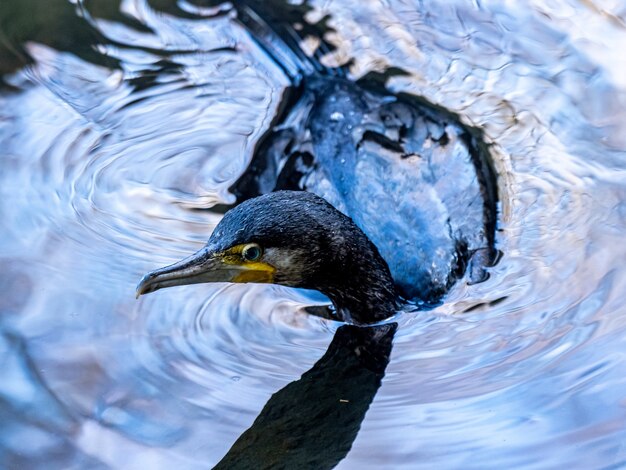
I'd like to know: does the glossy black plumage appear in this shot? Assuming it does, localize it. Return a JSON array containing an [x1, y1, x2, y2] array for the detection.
[[208, 191, 399, 323]]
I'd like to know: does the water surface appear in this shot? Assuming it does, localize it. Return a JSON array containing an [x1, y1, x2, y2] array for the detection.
[[1, 0, 626, 468]]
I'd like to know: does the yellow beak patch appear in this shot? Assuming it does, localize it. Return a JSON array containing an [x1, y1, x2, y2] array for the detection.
[[222, 245, 275, 284], [232, 264, 275, 283]]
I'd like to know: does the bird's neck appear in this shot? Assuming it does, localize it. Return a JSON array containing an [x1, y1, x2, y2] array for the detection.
[[322, 281, 399, 324]]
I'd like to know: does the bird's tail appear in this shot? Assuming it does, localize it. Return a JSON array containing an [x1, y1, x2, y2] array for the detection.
[[233, 0, 348, 85]]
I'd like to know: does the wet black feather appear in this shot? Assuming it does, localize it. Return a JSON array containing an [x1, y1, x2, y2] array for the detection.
[[208, 191, 399, 323]]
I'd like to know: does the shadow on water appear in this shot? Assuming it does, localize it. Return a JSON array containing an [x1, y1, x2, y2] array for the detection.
[[215, 323, 397, 470], [0, 0, 120, 82]]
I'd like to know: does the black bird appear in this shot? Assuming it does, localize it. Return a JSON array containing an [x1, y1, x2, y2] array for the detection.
[[136, 191, 399, 324], [225, 2, 498, 303], [135, 3, 499, 320]]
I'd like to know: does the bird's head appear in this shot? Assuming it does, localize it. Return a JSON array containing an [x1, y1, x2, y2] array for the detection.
[[136, 191, 398, 323]]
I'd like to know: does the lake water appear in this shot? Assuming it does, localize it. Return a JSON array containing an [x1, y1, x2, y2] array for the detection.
[[1, 0, 626, 468]]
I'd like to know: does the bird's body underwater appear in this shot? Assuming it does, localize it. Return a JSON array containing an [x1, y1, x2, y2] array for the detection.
[[229, 75, 497, 303], [137, 191, 399, 324]]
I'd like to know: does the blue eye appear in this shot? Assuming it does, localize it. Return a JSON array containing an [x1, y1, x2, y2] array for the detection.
[[242, 244, 262, 262]]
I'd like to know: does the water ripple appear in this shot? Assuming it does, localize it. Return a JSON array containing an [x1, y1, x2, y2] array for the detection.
[[1, 0, 626, 468]]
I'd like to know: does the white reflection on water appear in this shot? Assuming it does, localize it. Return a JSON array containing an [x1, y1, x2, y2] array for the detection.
[[1, 0, 626, 468]]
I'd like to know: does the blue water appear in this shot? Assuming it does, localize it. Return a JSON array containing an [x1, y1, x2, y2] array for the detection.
[[1, 1, 626, 468]]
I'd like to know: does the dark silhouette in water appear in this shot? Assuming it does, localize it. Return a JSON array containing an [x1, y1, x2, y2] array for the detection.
[[214, 323, 396, 470]]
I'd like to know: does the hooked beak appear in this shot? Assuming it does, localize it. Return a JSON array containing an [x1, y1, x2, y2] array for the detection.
[[136, 246, 274, 298]]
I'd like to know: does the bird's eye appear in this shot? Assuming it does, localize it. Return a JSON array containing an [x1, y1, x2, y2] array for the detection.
[[242, 243, 262, 262]]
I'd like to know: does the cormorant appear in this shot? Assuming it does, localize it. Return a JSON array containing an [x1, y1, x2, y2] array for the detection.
[[135, 2, 499, 321], [136, 191, 399, 324], [225, 3, 499, 303]]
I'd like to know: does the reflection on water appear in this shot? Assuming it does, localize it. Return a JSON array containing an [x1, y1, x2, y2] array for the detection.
[[215, 323, 396, 469], [1, 0, 626, 468]]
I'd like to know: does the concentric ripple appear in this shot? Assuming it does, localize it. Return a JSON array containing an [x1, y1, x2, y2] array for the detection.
[[1, 0, 626, 469]]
